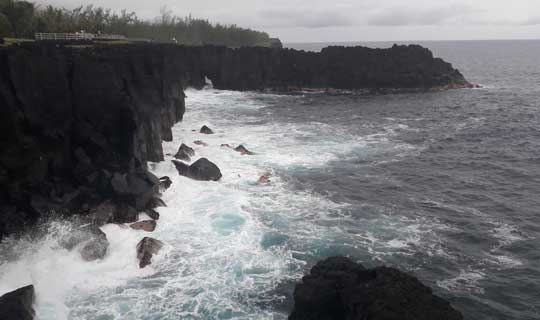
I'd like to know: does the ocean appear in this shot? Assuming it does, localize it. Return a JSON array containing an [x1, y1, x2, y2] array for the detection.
[[0, 40, 539, 319]]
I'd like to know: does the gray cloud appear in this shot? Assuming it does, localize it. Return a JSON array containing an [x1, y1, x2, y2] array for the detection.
[[368, 4, 476, 26], [257, 8, 354, 28]]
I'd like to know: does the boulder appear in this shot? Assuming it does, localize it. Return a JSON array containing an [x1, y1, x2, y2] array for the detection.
[[130, 220, 157, 232], [113, 203, 138, 223], [146, 209, 160, 220], [171, 160, 190, 176], [159, 176, 172, 190], [60, 224, 109, 261], [172, 158, 222, 181], [200, 125, 214, 134], [234, 145, 255, 155], [0, 285, 35, 320], [289, 256, 463, 320], [136, 237, 164, 268], [174, 143, 195, 161], [193, 140, 208, 146]]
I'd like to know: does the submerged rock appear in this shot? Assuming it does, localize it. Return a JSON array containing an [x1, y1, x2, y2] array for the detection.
[[234, 145, 255, 155], [289, 256, 463, 320], [136, 237, 164, 268], [258, 172, 272, 184], [0, 285, 35, 320], [193, 140, 208, 146], [174, 143, 195, 161], [200, 125, 214, 134]]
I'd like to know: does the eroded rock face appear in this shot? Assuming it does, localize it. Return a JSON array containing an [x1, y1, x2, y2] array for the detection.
[[200, 125, 214, 134], [289, 257, 463, 320], [172, 158, 222, 181], [136, 237, 164, 268], [174, 143, 195, 161], [0, 285, 35, 320]]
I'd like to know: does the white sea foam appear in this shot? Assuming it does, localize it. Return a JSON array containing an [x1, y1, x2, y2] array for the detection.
[[437, 269, 486, 294]]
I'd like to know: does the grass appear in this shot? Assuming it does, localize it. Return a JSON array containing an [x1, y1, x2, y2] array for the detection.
[[0, 37, 35, 47]]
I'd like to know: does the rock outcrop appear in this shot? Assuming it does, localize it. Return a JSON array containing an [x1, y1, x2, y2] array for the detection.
[[172, 158, 222, 181], [0, 43, 185, 240], [130, 220, 157, 232], [60, 223, 109, 261], [0, 285, 35, 320], [289, 257, 463, 320], [199, 125, 214, 134], [174, 143, 195, 161], [136, 237, 164, 268]]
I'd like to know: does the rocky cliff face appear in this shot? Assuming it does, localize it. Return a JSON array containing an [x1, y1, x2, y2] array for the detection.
[[0, 43, 186, 239], [0, 43, 469, 239]]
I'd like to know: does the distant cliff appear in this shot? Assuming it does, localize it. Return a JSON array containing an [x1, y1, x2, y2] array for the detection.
[[0, 43, 470, 239]]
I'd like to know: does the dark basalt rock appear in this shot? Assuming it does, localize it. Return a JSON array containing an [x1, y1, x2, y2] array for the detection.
[[172, 158, 222, 181], [60, 224, 109, 261], [200, 125, 214, 134], [136, 237, 164, 268], [113, 203, 139, 224], [174, 143, 195, 161], [146, 209, 160, 220], [159, 176, 172, 191], [234, 145, 255, 155], [0, 285, 35, 320], [90, 200, 116, 226], [289, 257, 463, 320]]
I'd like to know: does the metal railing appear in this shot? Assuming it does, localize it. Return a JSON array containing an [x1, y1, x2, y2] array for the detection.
[[35, 33, 127, 41]]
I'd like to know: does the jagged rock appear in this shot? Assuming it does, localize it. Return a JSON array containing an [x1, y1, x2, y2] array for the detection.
[[171, 160, 190, 176], [193, 140, 208, 146], [146, 209, 160, 220], [174, 143, 195, 161], [0, 285, 35, 320], [159, 176, 172, 190], [172, 158, 222, 181], [60, 224, 109, 261], [130, 220, 157, 232], [234, 145, 255, 155], [147, 196, 166, 209], [90, 200, 116, 226], [113, 203, 138, 224], [200, 125, 214, 134], [136, 237, 164, 268], [289, 257, 463, 320]]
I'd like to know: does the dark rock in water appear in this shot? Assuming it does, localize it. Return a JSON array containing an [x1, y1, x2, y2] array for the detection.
[[159, 176, 172, 190], [193, 140, 208, 146], [60, 224, 109, 261], [171, 160, 190, 176], [258, 173, 272, 184], [234, 145, 255, 155], [130, 220, 157, 232], [113, 203, 139, 224], [0, 285, 35, 320], [136, 237, 164, 268], [289, 256, 463, 320], [146, 209, 160, 220], [200, 125, 214, 134], [221, 144, 232, 148], [188, 158, 222, 181], [174, 143, 195, 161], [147, 196, 166, 209], [173, 158, 222, 181]]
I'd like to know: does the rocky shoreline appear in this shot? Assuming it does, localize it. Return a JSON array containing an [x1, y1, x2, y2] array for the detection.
[[0, 42, 468, 319]]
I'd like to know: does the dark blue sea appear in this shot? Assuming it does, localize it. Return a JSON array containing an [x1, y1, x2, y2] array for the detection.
[[0, 40, 538, 319]]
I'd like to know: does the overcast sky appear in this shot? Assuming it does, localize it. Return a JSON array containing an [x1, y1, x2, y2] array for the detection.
[[34, 0, 540, 42]]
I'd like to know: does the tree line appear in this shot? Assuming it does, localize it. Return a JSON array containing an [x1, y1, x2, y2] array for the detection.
[[0, 0, 273, 47]]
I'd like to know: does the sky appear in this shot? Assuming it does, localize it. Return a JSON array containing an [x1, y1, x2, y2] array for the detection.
[[34, 0, 540, 42]]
